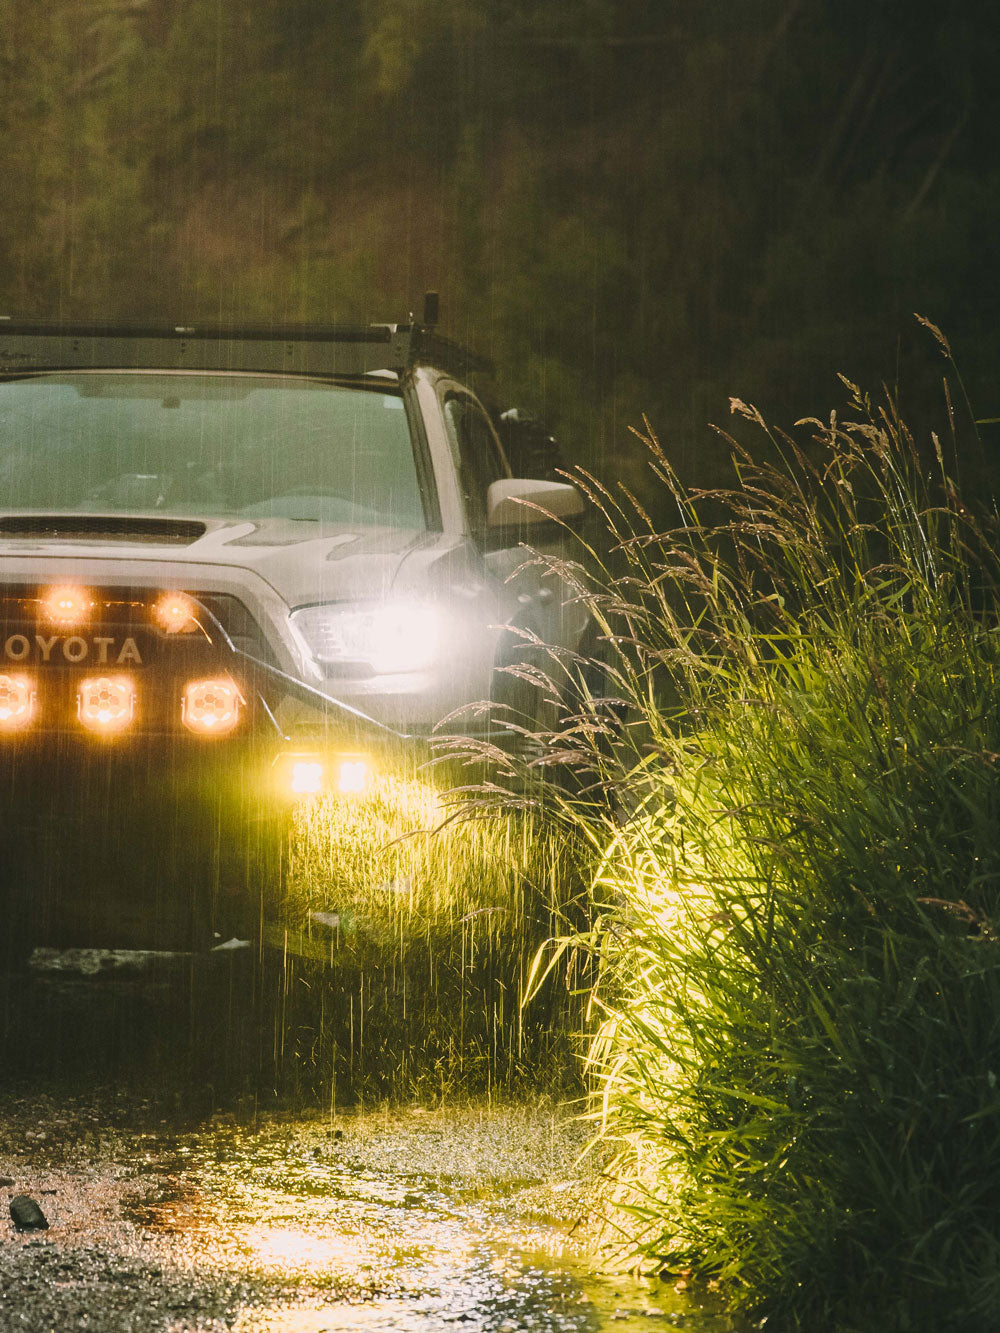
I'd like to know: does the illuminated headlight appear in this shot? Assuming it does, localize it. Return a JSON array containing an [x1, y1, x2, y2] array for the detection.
[[290, 602, 445, 675], [0, 674, 35, 730], [182, 678, 242, 735], [337, 758, 369, 793], [77, 675, 135, 733], [153, 591, 199, 634], [41, 584, 93, 627], [274, 752, 372, 798], [290, 759, 325, 794]]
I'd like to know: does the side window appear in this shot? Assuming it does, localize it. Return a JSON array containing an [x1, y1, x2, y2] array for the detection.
[[442, 392, 508, 533]]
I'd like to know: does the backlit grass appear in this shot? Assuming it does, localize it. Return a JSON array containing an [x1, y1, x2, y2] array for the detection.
[[268, 766, 592, 1103], [495, 349, 1000, 1328]]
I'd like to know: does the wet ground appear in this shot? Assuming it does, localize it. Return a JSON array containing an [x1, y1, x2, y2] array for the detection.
[[0, 958, 738, 1333]]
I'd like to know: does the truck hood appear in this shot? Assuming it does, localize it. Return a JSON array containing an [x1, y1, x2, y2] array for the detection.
[[0, 512, 438, 607]]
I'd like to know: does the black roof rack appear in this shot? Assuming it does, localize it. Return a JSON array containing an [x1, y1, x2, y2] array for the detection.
[[0, 318, 492, 380]]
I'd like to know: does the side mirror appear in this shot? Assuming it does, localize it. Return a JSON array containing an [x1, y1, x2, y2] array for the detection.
[[494, 408, 563, 479], [486, 478, 586, 534]]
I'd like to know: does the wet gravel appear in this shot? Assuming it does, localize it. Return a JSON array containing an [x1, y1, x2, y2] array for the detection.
[[0, 964, 738, 1333]]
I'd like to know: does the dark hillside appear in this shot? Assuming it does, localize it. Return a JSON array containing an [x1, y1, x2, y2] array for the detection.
[[1, 0, 997, 495]]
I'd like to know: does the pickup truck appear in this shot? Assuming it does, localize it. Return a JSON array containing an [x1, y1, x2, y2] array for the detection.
[[0, 310, 588, 961]]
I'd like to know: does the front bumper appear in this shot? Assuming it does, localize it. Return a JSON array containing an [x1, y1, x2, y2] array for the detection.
[[0, 584, 420, 953]]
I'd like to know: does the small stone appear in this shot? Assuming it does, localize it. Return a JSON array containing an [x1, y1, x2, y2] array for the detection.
[[10, 1195, 50, 1231], [0, 1175, 14, 1187]]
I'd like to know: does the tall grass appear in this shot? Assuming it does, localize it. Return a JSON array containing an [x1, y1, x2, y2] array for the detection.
[[266, 766, 592, 1103], [498, 363, 1000, 1328]]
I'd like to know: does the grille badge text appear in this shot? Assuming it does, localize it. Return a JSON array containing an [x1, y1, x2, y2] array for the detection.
[[3, 634, 143, 666]]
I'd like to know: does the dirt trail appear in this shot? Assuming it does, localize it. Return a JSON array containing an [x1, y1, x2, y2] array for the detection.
[[0, 962, 735, 1332], [0, 1091, 737, 1332]]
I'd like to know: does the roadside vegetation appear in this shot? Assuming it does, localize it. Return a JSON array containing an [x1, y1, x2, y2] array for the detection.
[[246, 332, 1000, 1327], [467, 338, 1000, 1329], [266, 770, 592, 1104]]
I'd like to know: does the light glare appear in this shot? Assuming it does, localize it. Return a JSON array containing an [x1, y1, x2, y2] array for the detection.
[[77, 675, 135, 733], [337, 759, 368, 793], [291, 602, 444, 674], [153, 591, 199, 634], [182, 678, 242, 734], [290, 760, 324, 794], [41, 584, 93, 626], [0, 674, 35, 730]]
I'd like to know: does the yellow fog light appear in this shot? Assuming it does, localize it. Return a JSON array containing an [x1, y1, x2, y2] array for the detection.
[[41, 584, 93, 627], [0, 674, 35, 730], [153, 591, 199, 634], [337, 758, 369, 794], [77, 675, 135, 733], [182, 677, 242, 735], [273, 751, 372, 798], [290, 759, 325, 794]]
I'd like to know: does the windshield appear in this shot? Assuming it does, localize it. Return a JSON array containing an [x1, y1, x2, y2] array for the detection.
[[0, 372, 426, 528]]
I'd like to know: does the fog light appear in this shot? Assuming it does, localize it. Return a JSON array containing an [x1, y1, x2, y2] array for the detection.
[[182, 678, 242, 735], [337, 759, 369, 794], [153, 591, 199, 634], [41, 584, 93, 626], [77, 675, 135, 733], [290, 760, 324, 794], [0, 674, 35, 730]]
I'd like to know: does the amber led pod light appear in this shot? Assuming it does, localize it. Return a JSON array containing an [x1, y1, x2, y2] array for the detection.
[[153, 592, 199, 634], [0, 674, 35, 730], [77, 675, 136, 734], [182, 678, 242, 735], [41, 585, 93, 627]]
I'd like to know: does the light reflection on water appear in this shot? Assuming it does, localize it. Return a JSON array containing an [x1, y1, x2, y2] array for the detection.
[[128, 1109, 736, 1333]]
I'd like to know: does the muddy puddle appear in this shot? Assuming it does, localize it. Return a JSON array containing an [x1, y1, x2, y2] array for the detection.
[[1, 1090, 738, 1332]]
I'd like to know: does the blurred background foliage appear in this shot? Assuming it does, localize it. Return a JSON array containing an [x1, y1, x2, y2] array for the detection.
[[1, 0, 998, 497]]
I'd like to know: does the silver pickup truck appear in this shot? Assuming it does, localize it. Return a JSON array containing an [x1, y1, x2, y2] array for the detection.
[[0, 311, 588, 959]]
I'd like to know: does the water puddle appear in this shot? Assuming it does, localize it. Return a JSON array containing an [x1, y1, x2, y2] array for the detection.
[[121, 1104, 737, 1332]]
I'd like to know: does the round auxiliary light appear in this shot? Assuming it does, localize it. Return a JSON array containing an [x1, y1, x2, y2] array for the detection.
[[153, 591, 199, 634], [0, 674, 35, 730], [77, 675, 136, 734], [182, 678, 242, 735], [41, 584, 93, 627]]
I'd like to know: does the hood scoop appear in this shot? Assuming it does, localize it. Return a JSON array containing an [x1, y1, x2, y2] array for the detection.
[[0, 515, 208, 545]]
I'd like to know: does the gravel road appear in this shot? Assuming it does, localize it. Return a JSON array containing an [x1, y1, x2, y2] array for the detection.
[[0, 960, 735, 1333]]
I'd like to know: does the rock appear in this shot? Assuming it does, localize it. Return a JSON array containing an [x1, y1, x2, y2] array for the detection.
[[211, 937, 251, 952], [10, 1195, 50, 1230], [0, 1175, 14, 1187]]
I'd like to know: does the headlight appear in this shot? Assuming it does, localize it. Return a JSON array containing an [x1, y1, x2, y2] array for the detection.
[[289, 601, 446, 675]]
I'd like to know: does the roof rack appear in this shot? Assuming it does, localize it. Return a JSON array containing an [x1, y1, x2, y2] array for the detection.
[[0, 307, 492, 381]]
